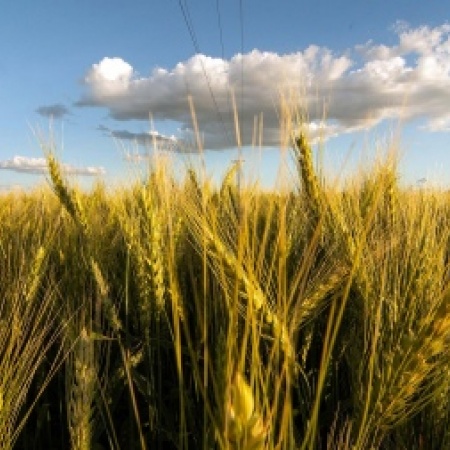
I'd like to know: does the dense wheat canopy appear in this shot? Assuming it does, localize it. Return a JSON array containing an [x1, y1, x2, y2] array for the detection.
[[1, 133, 450, 449]]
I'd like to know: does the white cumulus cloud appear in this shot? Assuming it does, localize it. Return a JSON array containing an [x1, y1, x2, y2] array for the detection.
[[77, 23, 450, 148], [0, 156, 106, 176], [85, 57, 134, 84]]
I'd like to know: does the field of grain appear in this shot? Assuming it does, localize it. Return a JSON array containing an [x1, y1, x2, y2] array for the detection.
[[1, 135, 449, 449]]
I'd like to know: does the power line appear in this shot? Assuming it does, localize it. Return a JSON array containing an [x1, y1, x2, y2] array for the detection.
[[177, 0, 232, 147], [238, 0, 245, 193], [215, 0, 226, 59], [178, 0, 200, 54], [216, 0, 235, 145], [239, 0, 245, 116]]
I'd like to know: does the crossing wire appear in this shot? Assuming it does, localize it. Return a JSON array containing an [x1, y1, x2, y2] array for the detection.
[[215, 0, 235, 141], [237, 0, 245, 192], [239, 0, 245, 130], [177, 0, 233, 147], [215, 0, 226, 59]]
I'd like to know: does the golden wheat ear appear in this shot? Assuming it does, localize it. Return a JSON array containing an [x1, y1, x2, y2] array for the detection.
[[225, 373, 266, 450], [294, 133, 323, 224], [46, 152, 88, 232]]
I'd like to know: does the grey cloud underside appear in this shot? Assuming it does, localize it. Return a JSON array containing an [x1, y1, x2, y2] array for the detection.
[[36, 104, 70, 119], [99, 127, 172, 143], [97, 125, 193, 152], [78, 24, 450, 149]]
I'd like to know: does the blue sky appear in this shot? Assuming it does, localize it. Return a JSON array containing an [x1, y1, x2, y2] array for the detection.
[[1, 0, 450, 190]]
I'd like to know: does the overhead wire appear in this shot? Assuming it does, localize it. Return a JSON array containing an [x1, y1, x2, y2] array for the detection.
[[215, 0, 226, 59], [239, 0, 245, 127], [177, 0, 233, 147], [215, 0, 235, 143], [237, 0, 245, 192]]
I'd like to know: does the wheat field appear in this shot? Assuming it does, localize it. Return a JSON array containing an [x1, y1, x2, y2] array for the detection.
[[0, 134, 449, 449]]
